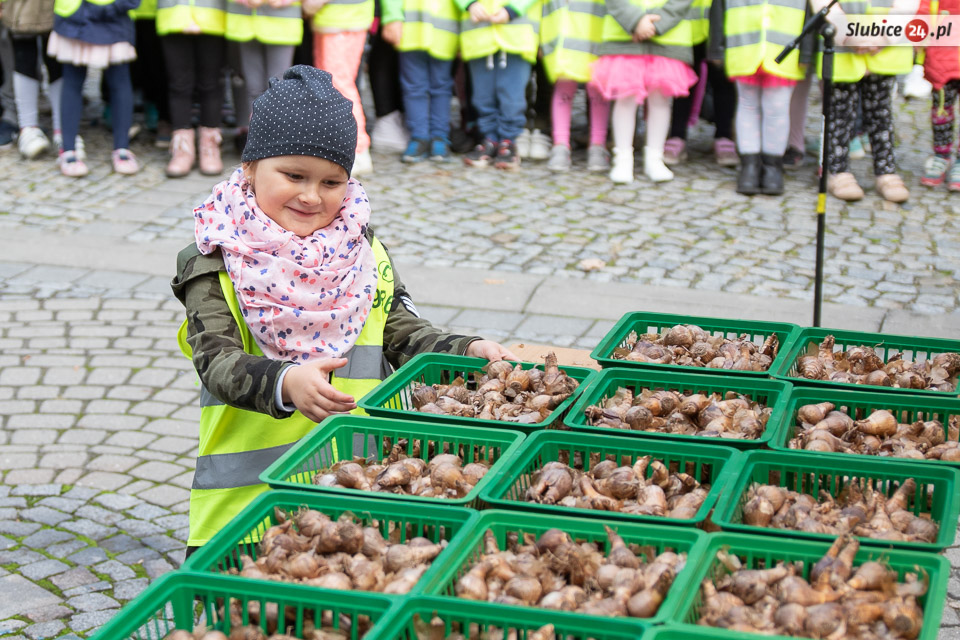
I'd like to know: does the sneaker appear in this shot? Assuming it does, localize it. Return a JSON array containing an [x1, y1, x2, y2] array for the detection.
[[828, 172, 864, 201], [875, 173, 909, 203], [54, 132, 87, 161], [948, 162, 960, 191], [515, 129, 532, 158], [783, 146, 806, 170], [18, 126, 49, 159], [59, 150, 89, 177], [662, 137, 687, 165], [586, 145, 610, 172], [353, 149, 374, 176], [528, 129, 551, 160], [370, 110, 410, 153], [463, 138, 497, 168], [714, 137, 739, 166], [547, 144, 571, 172], [922, 155, 950, 187], [0, 119, 16, 149], [112, 148, 140, 175], [430, 137, 451, 162], [849, 136, 865, 159], [402, 138, 430, 163], [494, 139, 520, 170], [903, 64, 932, 99]]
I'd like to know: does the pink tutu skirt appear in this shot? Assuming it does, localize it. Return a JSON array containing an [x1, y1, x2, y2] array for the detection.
[[48, 32, 136, 69], [589, 54, 698, 104], [732, 68, 797, 88]]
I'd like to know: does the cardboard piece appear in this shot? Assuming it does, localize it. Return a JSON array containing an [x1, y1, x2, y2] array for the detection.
[[507, 343, 601, 370]]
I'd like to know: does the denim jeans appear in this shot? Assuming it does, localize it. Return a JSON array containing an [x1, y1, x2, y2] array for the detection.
[[399, 50, 454, 141], [466, 52, 531, 141]]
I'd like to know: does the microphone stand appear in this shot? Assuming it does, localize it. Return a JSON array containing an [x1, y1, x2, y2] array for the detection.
[[776, 0, 840, 327]]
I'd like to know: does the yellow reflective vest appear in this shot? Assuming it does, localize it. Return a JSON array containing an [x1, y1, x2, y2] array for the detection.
[[723, 0, 806, 80], [226, 0, 303, 44], [601, 0, 698, 45], [540, 0, 605, 82], [156, 0, 226, 34], [458, 0, 542, 63], [819, 0, 913, 80], [178, 238, 393, 547], [55, 0, 117, 17], [310, 0, 374, 31], [382, 0, 461, 59], [131, 0, 157, 19]]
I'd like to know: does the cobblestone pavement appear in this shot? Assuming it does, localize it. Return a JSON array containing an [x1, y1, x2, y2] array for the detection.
[[1, 84, 959, 638]]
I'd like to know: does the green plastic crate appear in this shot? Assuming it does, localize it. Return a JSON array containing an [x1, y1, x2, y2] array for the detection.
[[260, 414, 526, 507], [478, 430, 741, 526], [417, 510, 708, 628], [564, 367, 793, 449], [372, 595, 649, 640], [359, 352, 598, 433], [772, 326, 960, 396], [769, 386, 960, 467], [181, 489, 478, 598], [89, 572, 395, 640], [712, 450, 960, 552], [590, 311, 799, 377], [672, 532, 948, 640]]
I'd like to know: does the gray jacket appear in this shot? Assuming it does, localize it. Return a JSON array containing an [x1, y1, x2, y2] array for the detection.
[[597, 0, 695, 65]]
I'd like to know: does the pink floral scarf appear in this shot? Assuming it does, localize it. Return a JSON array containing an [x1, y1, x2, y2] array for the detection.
[[194, 168, 377, 363]]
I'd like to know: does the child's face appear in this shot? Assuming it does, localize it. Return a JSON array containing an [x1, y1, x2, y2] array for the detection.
[[244, 155, 350, 236]]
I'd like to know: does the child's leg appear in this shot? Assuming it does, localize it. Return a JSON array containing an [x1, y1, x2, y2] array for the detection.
[[60, 63, 86, 153], [550, 79, 577, 147], [11, 36, 42, 129], [195, 35, 226, 129], [238, 41, 268, 121], [161, 34, 197, 130], [465, 58, 497, 142], [644, 89, 671, 153], [265, 45, 295, 88], [103, 63, 133, 150], [734, 81, 761, 155], [931, 85, 955, 158], [314, 31, 370, 152], [826, 81, 857, 174], [759, 85, 791, 156], [610, 96, 637, 150], [493, 53, 531, 142], [788, 69, 813, 152], [399, 50, 431, 141], [586, 84, 610, 147], [426, 54, 454, 141], [859, 75, 896, 175]]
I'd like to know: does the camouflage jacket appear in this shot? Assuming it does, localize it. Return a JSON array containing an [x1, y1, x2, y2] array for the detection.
[[170, 226, 479, 419]]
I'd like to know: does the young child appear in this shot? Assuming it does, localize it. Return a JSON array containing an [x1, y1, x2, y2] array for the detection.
[[709, 0, 808, 195], [172, 66, 515, 553], [592, 0, 697, 184], [541, 0, 611, 173], [919, 0, 960, 189], [457, 0, 541, 170], [381, 0, 459, 162], [48, 0, 139, 176], [302, 0, 375, 175]]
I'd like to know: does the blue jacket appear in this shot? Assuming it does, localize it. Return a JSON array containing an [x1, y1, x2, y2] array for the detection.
[[53, 0, 140, 45]]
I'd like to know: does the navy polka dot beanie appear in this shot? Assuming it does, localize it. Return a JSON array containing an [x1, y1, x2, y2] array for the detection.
[[242, 65, 357, 175]]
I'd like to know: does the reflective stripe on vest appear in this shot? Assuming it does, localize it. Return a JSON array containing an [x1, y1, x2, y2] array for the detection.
[[156, 0, 226, 34], [540, 0, 604, 82], [55, 0, 115, 18], [723, 0, 805, 80], [311, 0, 374, 31], [459, 0, 541, 63], [819, 0, 912, 80], [178, 238, 393, 546], [601, 0, 698, 46], [396, 0, 460, 59], [226, 0, 303, 44]]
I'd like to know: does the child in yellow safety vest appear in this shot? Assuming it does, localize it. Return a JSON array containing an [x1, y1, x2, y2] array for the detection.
[[173, 66, 516, 554], [592, 0, 698, 184]]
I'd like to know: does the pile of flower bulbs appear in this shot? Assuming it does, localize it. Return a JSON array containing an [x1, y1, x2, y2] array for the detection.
[[698, 535, 927, 639], [455, 527, 685, 619], [788, 401, 960, 461], [795, 336, 960, 391], [612, 325, 779, 371], [411, 353, 580, 425], [742, 478, 939, 543], [584, 386, 771, 439], [523, 456, 709, 519], [412, 619, 557, 640]]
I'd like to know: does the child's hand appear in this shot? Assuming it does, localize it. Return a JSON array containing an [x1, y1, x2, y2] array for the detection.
[[282, 359, 357, 422], [465, 340, 519, 362], [302, 0, 328, 16], [490, 7, 510, 23], [382, 21, 403, 46], [468, 2, 492, 22], [633, 14, 660, 41]]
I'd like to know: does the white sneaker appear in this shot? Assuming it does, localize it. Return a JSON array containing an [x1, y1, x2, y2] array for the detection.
[[547, 144, 571, 172], [18, 126, 49, 159], [352, 149, 373, 176], [902, 64, 931, 99], [528, 128, 551, 160], [54, 133, 87, 161], [609, 146, 634, 184], [370, 110, 410, 153], [644, 146, 674, 182], [515, 128, 532, 158]]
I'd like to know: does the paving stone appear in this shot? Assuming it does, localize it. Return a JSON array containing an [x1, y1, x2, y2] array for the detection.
[[0, 534, 16, 550], [21, 529, 75, 548], [99, 534, 142, 554], [75, 472, 130, 491], [127, 503, 170, 521], [67, 592, 120, 612], [137, 485, 189, 508], [75, 505, 125, 526], [4, 469, 57, 485], [19, 506, 72, 526], [129, 461, 184, 482], [115, 547, 162, 563], [153, 514, 189, 531], [66, 547, 109, 566], [68, 609, 121, 632], [20, 559, 71, 581], [24, 620, 65, 639], [93, 492, 141, 511], [46, 540, 88, 559], [93, 559, 136, 581], [142, 558, 175, 580], [35, 497, 85, 513], [112, 577, 149, 600], [50, 567, 99, 591], [141, 534, 184, 553], [24, 604, 73, 623], [60, 519, 115, 541], [60, 487, 98, 501], [10, 484, 61, 497], [0, 521, 41, 536], [0, 549, 44, 565], [62, 581, 111, 598], [0, 575, 61, 618]]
